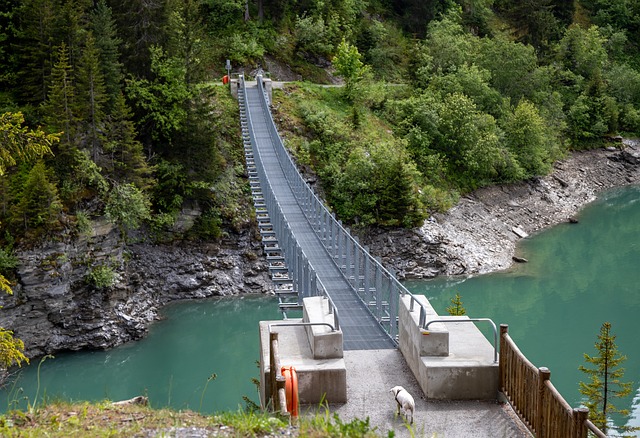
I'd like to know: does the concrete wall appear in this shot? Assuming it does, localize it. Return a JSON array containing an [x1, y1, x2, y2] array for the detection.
[[303, 296, 343, 359], [398, 295, 499, 400], [259, 296, 347, 410]]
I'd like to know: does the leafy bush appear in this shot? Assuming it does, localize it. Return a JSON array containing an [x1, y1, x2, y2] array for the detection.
[[0, 247, 18, 276], [86, 264, 115, 289], [294, 15, 334, 58], [74, 211, 93, 237], [105, 183, 151, 230], [222, 33, 265, 65], [189, 209, 223, 240]]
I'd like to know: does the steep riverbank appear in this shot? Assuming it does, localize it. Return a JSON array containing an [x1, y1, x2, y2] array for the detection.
[[1, 225, 272, 360], [363, 140, 640, 279]]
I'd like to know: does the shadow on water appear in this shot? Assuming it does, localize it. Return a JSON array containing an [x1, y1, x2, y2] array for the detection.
[[405, 185, 640, 434], [2, 295, 281, 414]]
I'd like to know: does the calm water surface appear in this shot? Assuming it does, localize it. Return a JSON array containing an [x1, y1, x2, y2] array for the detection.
[[405, 184, 640, 433], [2, 296, 281, 413], [2, 186, 639, 431]]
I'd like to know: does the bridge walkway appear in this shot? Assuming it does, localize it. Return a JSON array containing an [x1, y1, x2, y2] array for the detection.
[[244, 81, 395, 350]]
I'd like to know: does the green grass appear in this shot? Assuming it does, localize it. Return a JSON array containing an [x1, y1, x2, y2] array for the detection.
[[0, 400, 385, 437]]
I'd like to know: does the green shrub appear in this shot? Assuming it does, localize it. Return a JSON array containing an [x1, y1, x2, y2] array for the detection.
[[86, 265, 116, 289], [74, 211, 93, 237], [0, 247, 18, 276]]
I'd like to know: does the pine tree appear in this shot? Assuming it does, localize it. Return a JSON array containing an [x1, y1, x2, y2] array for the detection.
[[76, 32, 107, 162], [579, 322, 636, 436], [42, 43, 78, 147], [12, 160, 62, 232], [91, 0, 122, 111], [166, 0, 208, 86], [446, 293, 467, 316], [103, 92, 153, 189], [14, 0, 58, 104], [15, 0, 91, 104]]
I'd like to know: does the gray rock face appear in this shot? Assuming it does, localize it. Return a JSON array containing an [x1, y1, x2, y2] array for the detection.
[[0, 220, 272, 359]]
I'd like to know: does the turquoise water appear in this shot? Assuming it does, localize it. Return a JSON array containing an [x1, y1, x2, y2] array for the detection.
[[2, 185, 639, 432], [2, 296, 281, 414], [404, 184, 640, 433]]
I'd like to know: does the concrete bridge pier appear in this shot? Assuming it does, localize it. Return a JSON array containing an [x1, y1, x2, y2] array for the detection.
[[230, 76, 272, 102], [259, 296, 347, 408], [398, 295, 499, 400]]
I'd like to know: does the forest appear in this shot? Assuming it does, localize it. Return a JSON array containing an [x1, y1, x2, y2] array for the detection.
[[0, 0, 639, 248]]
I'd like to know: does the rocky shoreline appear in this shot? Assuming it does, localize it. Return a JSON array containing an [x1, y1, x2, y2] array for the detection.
[[2, 141, 638, 363], [1, 226, 273, 360], [363, 140, 640, 279]]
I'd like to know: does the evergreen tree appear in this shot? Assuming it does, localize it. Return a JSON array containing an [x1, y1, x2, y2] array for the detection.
[[579, 322, 636, 436], [446, 293, 467, 316], [14, 0, 91, 104], [103, 92, 153, 189], [42, 43, 78, 148], [12, 160, 62, 232], [109, 0, 166, 78], [166, 0, 208, 85], [76, 32, 107, 162], [14, 0, 58, 104], [90, 0, 122, 111], [0, 0, 19, 91]]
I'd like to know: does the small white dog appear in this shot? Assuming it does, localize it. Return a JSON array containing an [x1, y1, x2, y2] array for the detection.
[[390, 385, 415, 424]]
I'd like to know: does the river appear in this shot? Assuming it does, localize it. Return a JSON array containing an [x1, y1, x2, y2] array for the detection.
[[405, 184, 640, 434], [2, 186, 639, 433]]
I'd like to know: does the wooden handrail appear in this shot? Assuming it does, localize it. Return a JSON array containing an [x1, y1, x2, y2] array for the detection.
[[269, 332, 289, 417], [499, 324, 607, 438]]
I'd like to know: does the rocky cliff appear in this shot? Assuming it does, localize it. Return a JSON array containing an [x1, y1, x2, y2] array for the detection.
[[0, 219, 272, 360]]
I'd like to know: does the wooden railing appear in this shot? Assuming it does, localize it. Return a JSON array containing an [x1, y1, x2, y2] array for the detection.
[[269, 332, 289, 417], [499, 324, 607, 438]]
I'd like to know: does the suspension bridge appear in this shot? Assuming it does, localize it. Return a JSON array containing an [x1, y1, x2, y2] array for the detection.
[[239, 75, 407, 350]]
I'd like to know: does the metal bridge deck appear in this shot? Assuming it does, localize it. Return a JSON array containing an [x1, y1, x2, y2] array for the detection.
[[245, 83, 395, 350]]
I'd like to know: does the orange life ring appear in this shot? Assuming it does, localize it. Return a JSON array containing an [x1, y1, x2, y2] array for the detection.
[[281, 365, 299, 417], [222, 75, 229, 84]]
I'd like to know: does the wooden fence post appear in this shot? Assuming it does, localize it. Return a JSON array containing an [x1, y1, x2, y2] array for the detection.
[[537, 367, 551, 437], [499, 324, 508, 392], [573, 407, 589, 438], [270, 332, 278, 409]]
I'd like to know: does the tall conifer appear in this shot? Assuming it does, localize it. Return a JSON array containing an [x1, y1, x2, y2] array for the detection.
[[91, 0, 122, 111], [42, 43, 77, 149], [15, 0, 58, 104], [76, 32, 107, 162], [104, 92, 153, 189], [579, 322, 636, 436]]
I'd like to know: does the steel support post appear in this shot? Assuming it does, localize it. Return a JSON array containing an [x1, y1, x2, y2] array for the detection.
[[389, 279, 398, 340], [353, 237, 360, 293], [345, 228, 351, 277], [363, 249, 370, 303], [375, 257, 383, 320], [336, 221, 343, 262]]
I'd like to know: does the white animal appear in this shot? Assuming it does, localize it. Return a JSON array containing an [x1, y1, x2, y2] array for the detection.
[[390, 385, 415, 424]]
